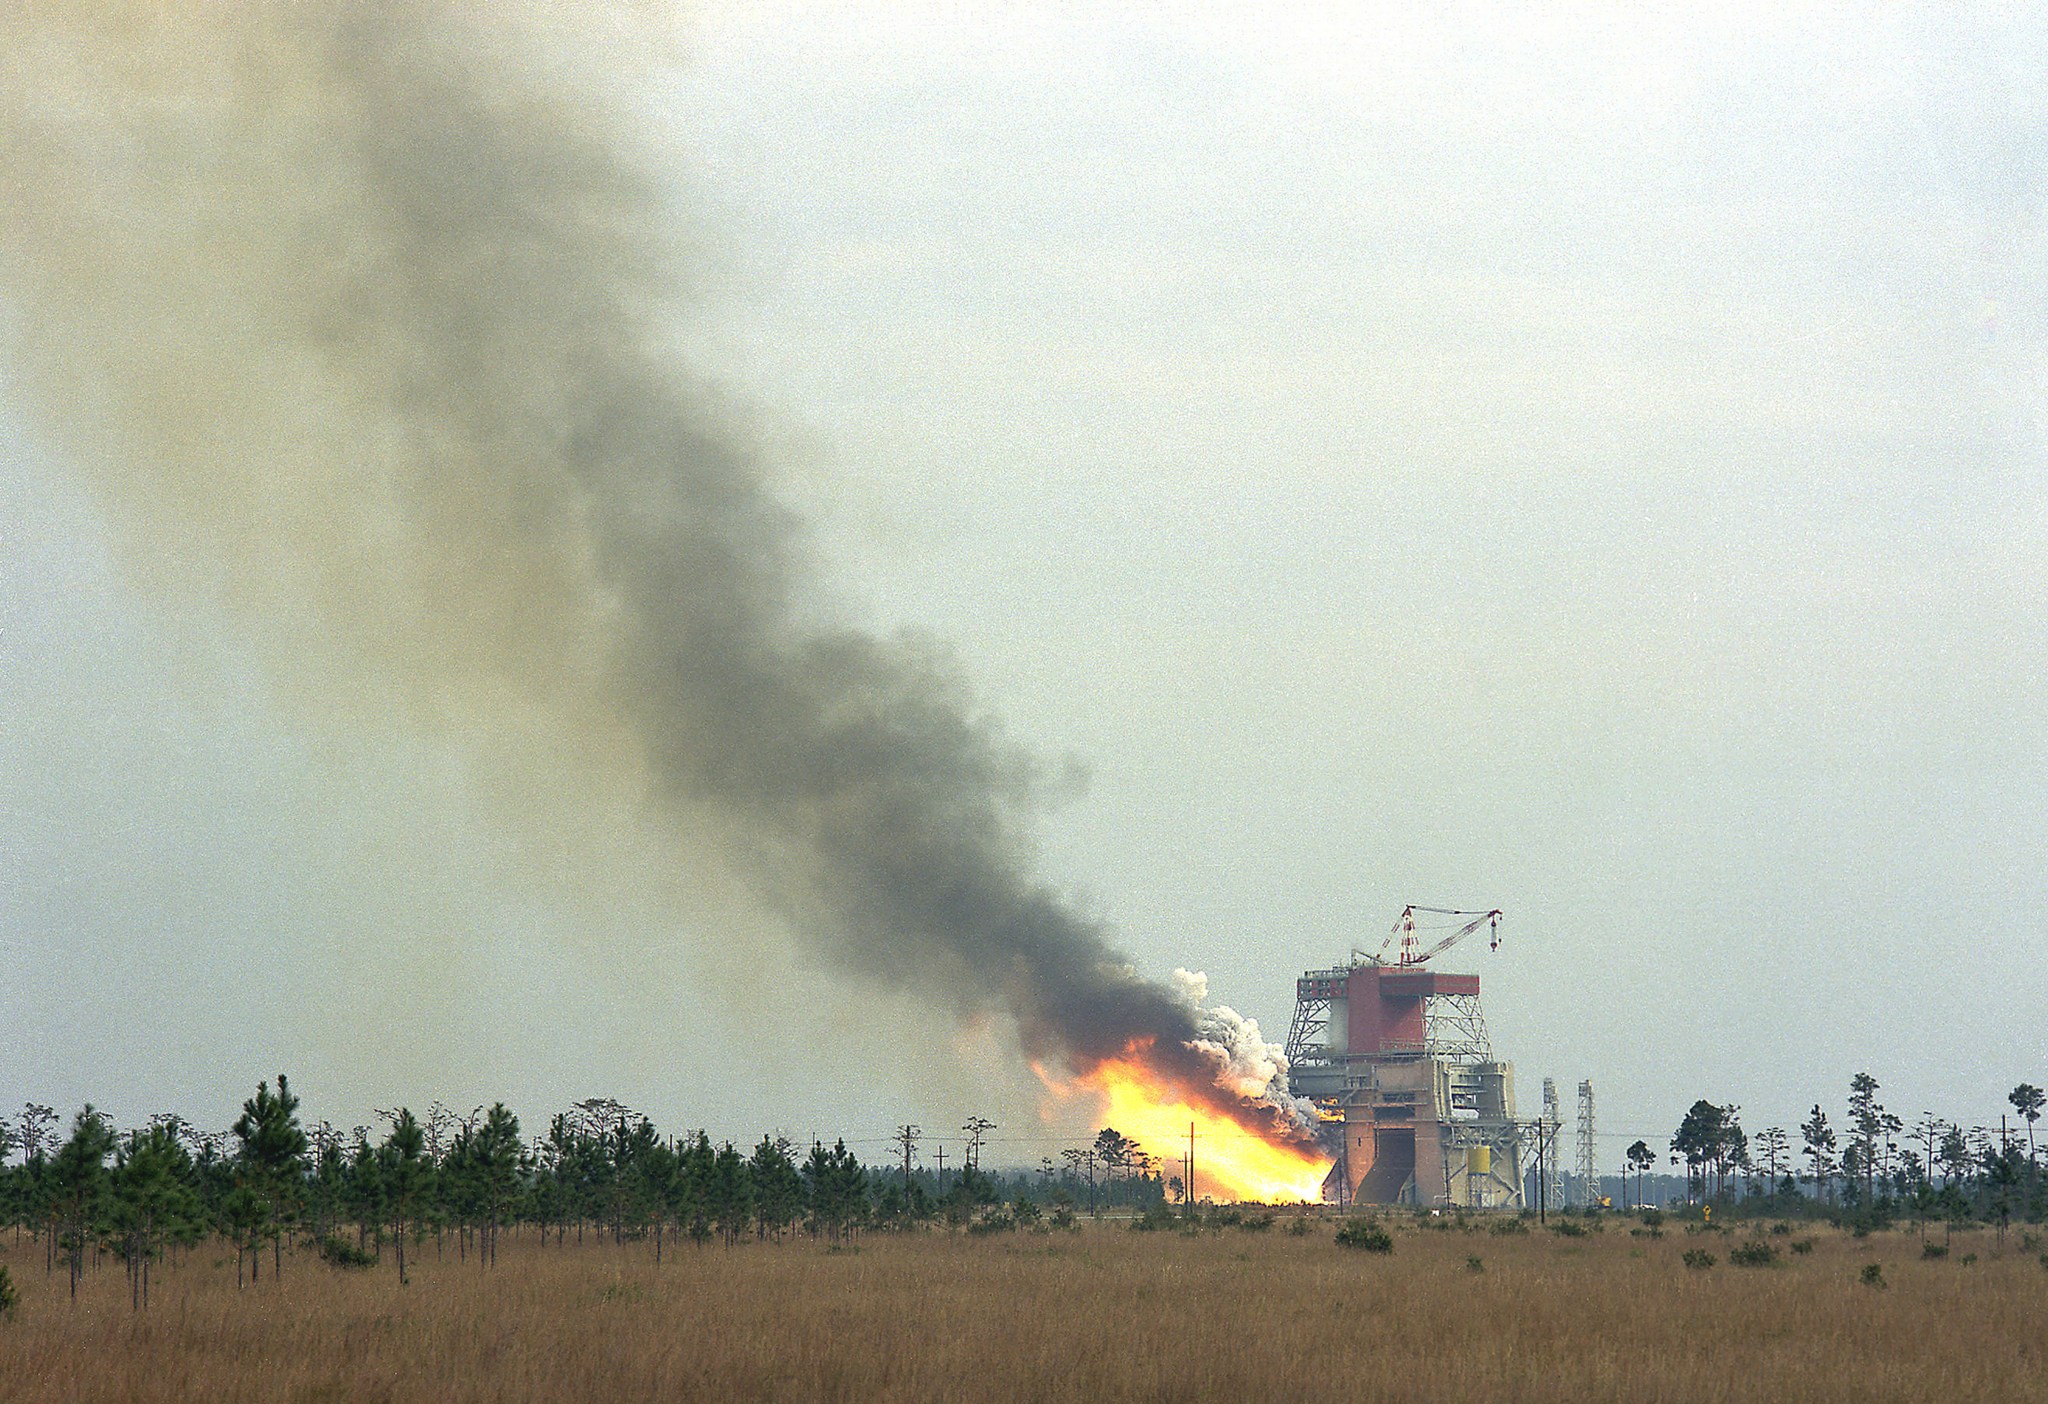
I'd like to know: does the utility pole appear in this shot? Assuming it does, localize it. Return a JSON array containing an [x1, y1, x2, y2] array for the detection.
[[892, 1124, 920, 1210], [963, 1116, 995, 1174], [934, 1144, 945, 1191], [1188, 1122, 1196, 1208]]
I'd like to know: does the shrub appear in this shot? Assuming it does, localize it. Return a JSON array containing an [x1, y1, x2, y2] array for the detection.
[[1128, 1203, 1178, 1233], [1640, 1209, 1665, 1229], [1682, 1249, 1716, 1270], [317, 1235, 378, 1270], [1335, 1219, 1394, 1254], [1465, 1255, 1484, 1273], [1769, 1221, 1792, 1236], [1286, 1215, 1313, 1237], [1790, 1239, 1815, 1255], [1239, 1213, 1276, 1233], [1922, 1243, 1948, 1260], [968, 1212, 1015, 1236], [1549, 1219, 1587, 1237], [1961, 1253, 1977, 1266], [1859, 1264, 1887, 1289], [1729, 1240, 1779, 1268], [1489, 1217, 1529, 1237], [0, 1266, 16, 1319]]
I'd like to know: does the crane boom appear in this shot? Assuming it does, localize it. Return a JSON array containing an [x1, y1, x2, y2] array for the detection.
[[1413, 909, 1502, 964], [1372, 904, 1504, 966]]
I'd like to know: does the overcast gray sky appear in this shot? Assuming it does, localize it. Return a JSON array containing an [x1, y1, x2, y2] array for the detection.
[[3, 2, 2043, 1166]]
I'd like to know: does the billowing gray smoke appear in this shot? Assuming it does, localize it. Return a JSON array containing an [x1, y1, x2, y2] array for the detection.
[[0, 4, 1312, 1146]]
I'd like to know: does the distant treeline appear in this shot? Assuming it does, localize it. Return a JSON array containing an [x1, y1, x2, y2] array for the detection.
[[0, 1078, 1175, 1307], [1591, 1073, 2047, 1228]]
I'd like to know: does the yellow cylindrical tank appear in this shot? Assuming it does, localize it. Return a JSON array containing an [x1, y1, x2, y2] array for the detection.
[[1466, 1146, 1492, 1176]]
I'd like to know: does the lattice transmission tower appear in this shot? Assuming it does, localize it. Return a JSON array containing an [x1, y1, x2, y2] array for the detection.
[[1576, 1079, 1597, 1207], [1541, 1078, 1562, 1212]]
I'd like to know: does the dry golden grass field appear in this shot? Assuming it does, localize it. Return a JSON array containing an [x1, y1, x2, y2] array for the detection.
[[3, 1216, 2046, 1403]]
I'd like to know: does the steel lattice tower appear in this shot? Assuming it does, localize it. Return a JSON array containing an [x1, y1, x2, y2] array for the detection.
[[1541, 1078, 1562, 1212], [1576, 1079, 1596, 1207]]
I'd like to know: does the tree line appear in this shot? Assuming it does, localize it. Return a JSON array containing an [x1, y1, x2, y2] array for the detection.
[[0, 1078, 1177, 1308], [1628, 1074, 2044, 1232]]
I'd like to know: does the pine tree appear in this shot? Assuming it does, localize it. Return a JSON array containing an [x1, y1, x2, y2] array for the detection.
[[1846, 1073, 1886, 1206], [1801, 1105, 1839, 1203], [109, 1125, 202, 1310], [1671, 1101, 1740, 1200], [1753, 1127, 1791, 1198], [1625, 1140, 1655, 1208], [380, 1110, 430, 1286], [710, 1142, 754, 1247], [800, 1139, 865, 1241], [2010, 1084, 2044, 1167], [748, 1136, 803, 1240], [680, 1132, 717, 1246], [472, 1104, 522, 1268], [231, 1075, 308, 1282], [344, 1130, 385, 1256], [49, 1108, 116, 1302]]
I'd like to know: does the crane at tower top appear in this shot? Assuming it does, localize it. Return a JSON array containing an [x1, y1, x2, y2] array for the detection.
[[1366, 904, 1504, 967]]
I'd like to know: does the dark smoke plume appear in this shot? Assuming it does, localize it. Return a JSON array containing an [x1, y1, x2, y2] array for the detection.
[[0, 5, 1311, 1145]]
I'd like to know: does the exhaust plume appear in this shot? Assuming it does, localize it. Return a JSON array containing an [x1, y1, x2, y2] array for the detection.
[[0, 5, 1314, 1147]]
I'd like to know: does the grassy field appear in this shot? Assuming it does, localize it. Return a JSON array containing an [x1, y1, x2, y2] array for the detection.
[[3, 1215, 2045, 1403]]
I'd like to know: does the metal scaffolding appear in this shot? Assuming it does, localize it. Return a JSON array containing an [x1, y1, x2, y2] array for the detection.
[[1422, 990, 1493, 1062], [1441, 1119, 1528, 1208], [1282, 969, 1344, 1072]]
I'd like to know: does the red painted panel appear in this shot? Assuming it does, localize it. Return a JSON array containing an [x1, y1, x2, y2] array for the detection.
[[1345, 964, 1425, 1053]]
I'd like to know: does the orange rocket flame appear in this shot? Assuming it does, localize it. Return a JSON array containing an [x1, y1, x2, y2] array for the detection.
[[1036, 1040, 1333, 1204]]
